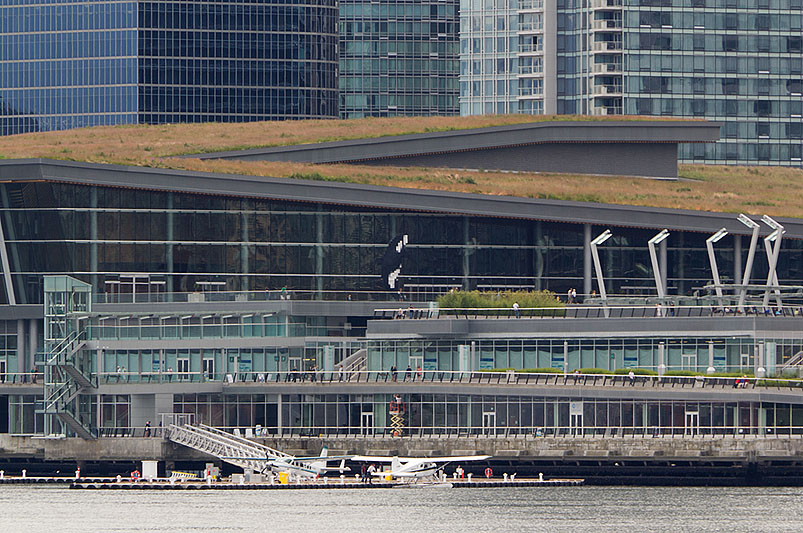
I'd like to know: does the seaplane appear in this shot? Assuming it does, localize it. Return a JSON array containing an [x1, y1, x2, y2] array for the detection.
[[225, 446, 352, 480], [352, 454, 491, 484]]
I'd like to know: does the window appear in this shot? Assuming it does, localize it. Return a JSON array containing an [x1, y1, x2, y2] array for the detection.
[[787, 123, 802, 139], [722, 36, 738, 52], [722, 79, 739, 95], [692, 78, 705, 94], [754, 100, 772, 117], [691, 100, 706, 116]]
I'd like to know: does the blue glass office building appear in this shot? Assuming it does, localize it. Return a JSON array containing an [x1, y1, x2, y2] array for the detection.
[[339, 0, 460, 118], [0, 0, 339, 136]]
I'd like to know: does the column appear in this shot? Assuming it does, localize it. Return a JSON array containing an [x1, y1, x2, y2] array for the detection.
[[166, 192, 174, 294], [16, 320, 25, 373], [90, 188, 98, 292], [241, 211, 249, 292], [462, 216, 470, 290], [27, 319, 37, 374], [316, 209, 324, 294], [583, 224, 591, 299]]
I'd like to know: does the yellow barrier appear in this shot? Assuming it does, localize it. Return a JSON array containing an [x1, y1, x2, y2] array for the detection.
[[278, 472, 289, 484], [384, 474, 393, 481]]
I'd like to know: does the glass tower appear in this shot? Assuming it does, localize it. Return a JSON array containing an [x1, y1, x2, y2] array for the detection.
[[460, 0, 803, 167], [339, 0, 460, 117], [0, 0, 339, 136]]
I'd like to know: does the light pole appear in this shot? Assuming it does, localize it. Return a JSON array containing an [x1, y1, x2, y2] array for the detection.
[[761, 215, 785, 309], [590, 229, 612, 317], [736, 214, 760, 312], [705, 228, 728, 305], [648, 229, 670, 299]]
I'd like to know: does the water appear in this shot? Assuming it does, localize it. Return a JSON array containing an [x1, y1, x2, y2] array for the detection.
[[3, 485, 803, 532]]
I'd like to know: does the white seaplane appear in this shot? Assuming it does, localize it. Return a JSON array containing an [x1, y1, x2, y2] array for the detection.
[[352, 454, 491, 484], [225, 446, 352, 480]]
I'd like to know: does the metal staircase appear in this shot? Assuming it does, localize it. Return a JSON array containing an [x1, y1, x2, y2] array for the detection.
[[167, 424, 292, 471], [39, 330, 96, 439], [340, 348, 367, 377]]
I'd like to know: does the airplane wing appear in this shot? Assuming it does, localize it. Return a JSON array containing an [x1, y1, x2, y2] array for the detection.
[[427, 455, 491, 463], [352, 455, 490, 463], [290, 455, 354, 461]]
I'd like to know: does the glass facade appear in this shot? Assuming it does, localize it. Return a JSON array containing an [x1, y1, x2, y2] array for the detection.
[[459, 0, 803, 166], [2, 181, 803, 305], [0, 0, 339, 136], [169, 392, 803, 436], [339, 0, 460, 117], [366, 336, 802, 374], [459, 0, 522, 114]]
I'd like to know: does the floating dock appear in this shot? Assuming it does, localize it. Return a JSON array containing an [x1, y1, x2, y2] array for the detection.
[[69, 478, 583, 490]]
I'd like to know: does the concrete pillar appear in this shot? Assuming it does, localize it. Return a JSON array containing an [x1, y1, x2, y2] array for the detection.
[[16, 320, 25, 373], [277, 394, 283, 435], [166, 192, 174, 294], [315, 209, 323, 294], [90, 188, 98, 293], [534, 221, 544, 291], [462, 216, 470, 290], [707, 341, 715, 374], [583, 224, 592, 299], [28, 319, 37, 373], [241, 211, 249, 292], [563, 341, 569, 374], [657, 342, 666, 376]]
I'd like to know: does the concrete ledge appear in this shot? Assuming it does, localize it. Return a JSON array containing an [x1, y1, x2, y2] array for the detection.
[[496, 450, 523, 457]]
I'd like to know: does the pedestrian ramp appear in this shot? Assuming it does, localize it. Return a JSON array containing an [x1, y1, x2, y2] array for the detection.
[[167, 423, 292, 472]]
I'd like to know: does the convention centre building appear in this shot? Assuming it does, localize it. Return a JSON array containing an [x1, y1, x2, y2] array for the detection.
[[1, 127, 803, 444]]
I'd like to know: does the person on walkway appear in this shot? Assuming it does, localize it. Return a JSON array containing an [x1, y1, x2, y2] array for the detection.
[[628, 370, 635, 385], [144, 420, 151, 437], [367, 464, 376, 484], [405, 365, 412, 381], [513, 301, 520, 319], [391, 364, 398, 382]]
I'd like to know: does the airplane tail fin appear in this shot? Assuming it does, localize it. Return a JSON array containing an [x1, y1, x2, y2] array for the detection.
[[310, 446, 330, 471], [392, 456, 402, 472]]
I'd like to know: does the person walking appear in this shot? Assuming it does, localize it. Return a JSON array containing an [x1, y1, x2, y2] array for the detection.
[[367, 464, 376, 484], [405, 365, 412, 381], [144, 420, 151, 437], [513, 301, 520, 319], [628, 370, 635, 385], [391, 364, 398, 382]]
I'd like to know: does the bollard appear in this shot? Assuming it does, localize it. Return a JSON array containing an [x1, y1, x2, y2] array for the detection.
[[270, 475, 275, 485], [539, 472, 544, 482], [21, 469, 26, 479], [0, 470, 4, 480], [117, 475, 122, 483], [503, 473, 509, 482], [207, 477, 211, 487], [467, 473, 472, 483], [324, 477, 328, 485], [441, 472, 447, 483], [511, 474, 516, 481], [340, 475, 345, 485], [170, 478, 176, 486], [453, 472, 458, 480]]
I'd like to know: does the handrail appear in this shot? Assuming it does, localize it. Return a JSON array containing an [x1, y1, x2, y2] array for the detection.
[[89, 369, 803, 391], [376, 304, 803, 320]]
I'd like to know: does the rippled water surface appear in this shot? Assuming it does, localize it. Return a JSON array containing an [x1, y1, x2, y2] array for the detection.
[[3, 485, 803, 532]]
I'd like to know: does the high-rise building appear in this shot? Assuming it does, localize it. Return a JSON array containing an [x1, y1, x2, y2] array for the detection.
[[339, 0, 460, 117], [0, 0, 339, 135], [460, 0, 803, 166]]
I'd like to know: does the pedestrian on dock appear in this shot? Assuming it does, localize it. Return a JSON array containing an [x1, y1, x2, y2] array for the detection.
[[367, 464, 376, 484], [404, 365, 412, 381], [513, 301, 520, 318], [144, 421, 151, 437], [628, 370, 635, 385], [360, 464, 367, 483]]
